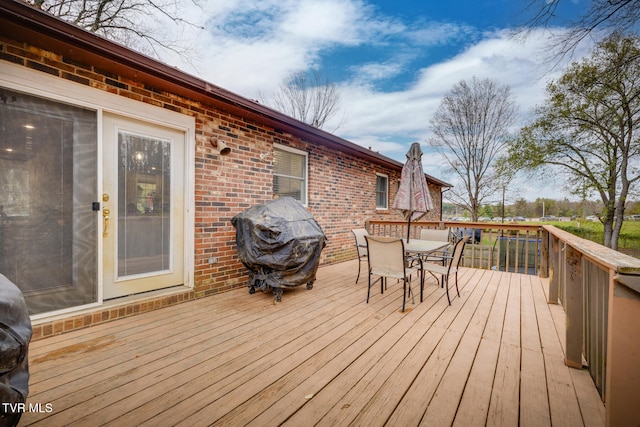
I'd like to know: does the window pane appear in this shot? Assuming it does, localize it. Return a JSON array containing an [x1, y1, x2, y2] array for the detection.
[[117, 132, 171, 277], [273, 147, 306, 203], [376, 175, 388, 208], [274, 148, 304, 178], [274, 175, 305, 201]]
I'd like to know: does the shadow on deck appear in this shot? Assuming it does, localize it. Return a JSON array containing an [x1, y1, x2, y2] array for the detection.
[[20, 259, 604, 426]]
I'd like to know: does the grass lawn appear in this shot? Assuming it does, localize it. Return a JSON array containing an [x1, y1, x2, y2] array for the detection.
[[552, 219, 640, 259]]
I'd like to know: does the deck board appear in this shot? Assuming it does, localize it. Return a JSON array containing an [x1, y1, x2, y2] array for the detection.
[[453, 270, 507, 427], [519, 275, 552, 427], [20, 259, 605, 427]]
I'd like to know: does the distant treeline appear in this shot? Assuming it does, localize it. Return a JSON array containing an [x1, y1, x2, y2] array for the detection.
[[444, 198, 640, 220]]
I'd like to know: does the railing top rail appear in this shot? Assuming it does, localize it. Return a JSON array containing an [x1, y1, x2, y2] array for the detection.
[[366, 219, 542, 233], [543, 225, 640, 276]]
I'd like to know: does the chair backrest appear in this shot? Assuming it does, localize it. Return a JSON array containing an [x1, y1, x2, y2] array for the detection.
[[447, 235, 470, 273], [420, 228, 450, 242], [365, 235, 406, 277], [352, 228, 369, 257]]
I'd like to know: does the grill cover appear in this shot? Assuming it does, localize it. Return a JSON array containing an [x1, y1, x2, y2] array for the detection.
[[231, 197, 327, 296], [0, 274, 31, 427]]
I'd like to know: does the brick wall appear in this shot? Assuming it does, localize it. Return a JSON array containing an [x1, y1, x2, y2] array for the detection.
[[190, 106, 444, 298], [0, 36, 443, 313]]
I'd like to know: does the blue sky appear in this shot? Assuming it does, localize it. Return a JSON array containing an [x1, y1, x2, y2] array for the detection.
[[164, 0, 592, 201]]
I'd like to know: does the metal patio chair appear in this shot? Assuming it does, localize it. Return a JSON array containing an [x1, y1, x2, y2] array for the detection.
[[421, 235, 470, 305], [351, 228, 369, 283], [419, 228, 452, 265], [418, 228, 452, 287], [364, 235, 422, 312]]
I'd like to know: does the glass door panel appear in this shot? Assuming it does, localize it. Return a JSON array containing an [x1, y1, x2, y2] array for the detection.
[[0, 88, 98, 315], [118, 132, 171, 277]]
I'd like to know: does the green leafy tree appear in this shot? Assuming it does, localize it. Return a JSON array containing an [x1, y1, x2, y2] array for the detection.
[[534, 198, 558, 218], [513, 198, 531, 217], [480, 205, 494, 218], [505, 33, 640, 249]]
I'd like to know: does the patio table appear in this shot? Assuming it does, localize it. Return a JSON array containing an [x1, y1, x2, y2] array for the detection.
[[403, 239, 449, 255]]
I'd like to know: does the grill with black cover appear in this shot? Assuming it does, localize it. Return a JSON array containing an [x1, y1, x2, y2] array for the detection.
[[231, 197, 327, 302]]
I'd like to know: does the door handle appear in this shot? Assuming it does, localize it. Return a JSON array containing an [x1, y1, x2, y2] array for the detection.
[[103, 207, 110, 238]]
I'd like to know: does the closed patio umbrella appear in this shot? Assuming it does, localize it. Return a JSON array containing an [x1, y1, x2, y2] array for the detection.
[[392, 142, 434, 242]]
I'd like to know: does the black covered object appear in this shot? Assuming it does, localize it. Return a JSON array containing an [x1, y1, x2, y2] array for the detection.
[[231, 197, 327, 301], [0, 274, 32, 427]]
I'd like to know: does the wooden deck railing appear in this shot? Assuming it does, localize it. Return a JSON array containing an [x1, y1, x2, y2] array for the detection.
[[366, 220, 544, 274], [543, 224, 640, 427], [366, 220, 640, 427]]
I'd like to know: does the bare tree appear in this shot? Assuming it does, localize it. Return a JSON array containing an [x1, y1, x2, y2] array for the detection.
[[429, 77, 517, 221], [26, 0, 203, 60], [269, 71, 343, 130], [517, 0, 640, 62]]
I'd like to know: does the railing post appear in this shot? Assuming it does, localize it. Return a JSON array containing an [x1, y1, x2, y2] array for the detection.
[[541, 228, 549, 278], [565, 245, 584, 369], [548, 232, 559, 304], [605, 274, 640, 427]]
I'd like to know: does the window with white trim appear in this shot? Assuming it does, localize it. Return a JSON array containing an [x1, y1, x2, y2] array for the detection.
[[376, 174, 388, 209], [273, 144, 307, 204]]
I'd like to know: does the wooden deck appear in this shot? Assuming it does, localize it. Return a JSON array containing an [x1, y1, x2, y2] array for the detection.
[[20, 260, 605, 426]]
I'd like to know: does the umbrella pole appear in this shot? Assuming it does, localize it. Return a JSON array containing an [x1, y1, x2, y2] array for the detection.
[[407, 217, 411, 242]]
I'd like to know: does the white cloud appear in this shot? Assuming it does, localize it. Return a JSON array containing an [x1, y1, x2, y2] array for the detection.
[[405, 21, 476, 46], [158, 2, 597, 200], [171, 0, 397, 96], [350, 136, 407, 154], [279, 0, 365, 45], [333, 28, 595, 142], [197, 39, 312, 96], [168, 2, 594, 124], [351, 61, 406, 82]]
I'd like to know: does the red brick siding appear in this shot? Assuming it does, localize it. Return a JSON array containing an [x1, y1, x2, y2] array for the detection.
[[1, 37, 443, 337]]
